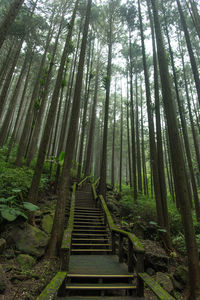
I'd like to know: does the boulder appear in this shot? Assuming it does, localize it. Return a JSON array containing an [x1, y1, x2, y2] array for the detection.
[[141, 240, 169, 272], [0, 264, 8, 293], [42, 214, 53, 234], [0, 238, 6, 254], [173, 265, 188, 286], [156, 272, 174, 294], [9, 223, 49, 257], [16, 254, 36, 270]]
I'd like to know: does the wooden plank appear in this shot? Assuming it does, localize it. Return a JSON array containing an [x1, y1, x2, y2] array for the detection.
[[138, 273, 175, 300], [36, 272, 66, 300], [66, 283, 136, 289]]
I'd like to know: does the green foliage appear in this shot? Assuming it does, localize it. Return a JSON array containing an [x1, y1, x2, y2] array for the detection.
[[34, 98, 40, 110], [0, 191, 39, 222], [58, 151, 65, 166], [102, 75, 110, 90]]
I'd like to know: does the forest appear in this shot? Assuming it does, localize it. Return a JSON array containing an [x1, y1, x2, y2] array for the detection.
[[0, 0, 200, 299]]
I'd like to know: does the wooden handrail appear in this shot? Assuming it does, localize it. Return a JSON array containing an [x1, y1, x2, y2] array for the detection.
[[36, 272, 67, 300], [61, 182, 76, 271], [139, 273, 175, 300], [94, 177, 100, 186], [99, 194, 144, 253], [78, 176, 89, 188], [92, 184, 145, 296]]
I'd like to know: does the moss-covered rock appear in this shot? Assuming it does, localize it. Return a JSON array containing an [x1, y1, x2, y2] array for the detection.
[[42, 214, 53, 234], [16, 254, 36, 270], [173, 265, 188, 286], [156, 271, 174, 294], [9, 223, 49, 257], [0, 238, 6, 254]]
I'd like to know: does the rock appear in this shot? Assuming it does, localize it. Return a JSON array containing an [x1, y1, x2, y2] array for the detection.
[[42, 214, 53, 234], [141, 240, 169, 272], [146, 267, 156, 276], [16, 254, 36, 270], [173, 265, 188, 287], [0, 264, 8, 293], [0, 238, 6, 254], [9, 223, 49, 257], [171, 276, 185, 291], [156, 272, 174, 294]]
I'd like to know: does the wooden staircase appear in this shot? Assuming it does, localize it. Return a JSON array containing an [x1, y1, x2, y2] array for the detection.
[[37, 179, 175, 300], [59, 183, 142, 299]]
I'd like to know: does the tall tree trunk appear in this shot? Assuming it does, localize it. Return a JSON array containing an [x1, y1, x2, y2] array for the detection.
[[0, 39, 23, 120], [27, 0, 79, 207], [163, 9, 200, 221], [176, 0, 200, 106], [99, 3, 113, 199], [84, 54, 100, 176], [138, 0, 164, 230], [0, 0, 25, 49], [126, 75, 132, 187], [119, 87, 123, 193], [47, 0, 92, 257], [0, 47, 30, 146], [135, 72, 142, 192], [77, 39, 94, 178], [111, 82, 117, 188], [148, 0, 172, 248], [151, 0, 200, 297], [129, 31, 137, 201]]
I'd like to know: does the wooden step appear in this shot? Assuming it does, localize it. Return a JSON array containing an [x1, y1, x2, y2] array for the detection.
[[71, 249, 112, 252], [67, 274, 136, 278], [74, 215, 104, 219], [73, 229, 108, 233], [59, 297, 146, 300], [74, 222, 104, 225], [72, 238, 109, 242], [72, 243, 111, 247], [65, 283, 136, 290], [72, 233, 109, 237], [75, 207, 101, 212], [74, 225, 106, 229], [74, 212, 103, 216]]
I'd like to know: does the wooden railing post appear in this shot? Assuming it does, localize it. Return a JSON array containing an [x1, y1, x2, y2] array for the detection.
[[112, 231, 116, 254], [128, 239, 134, 273], [136, 252, 144, 297], [119, 233, 124, 263]]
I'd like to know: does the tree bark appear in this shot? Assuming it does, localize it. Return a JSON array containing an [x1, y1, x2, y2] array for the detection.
[[47, 0, 92, 257], [151, 0, 200, 297]]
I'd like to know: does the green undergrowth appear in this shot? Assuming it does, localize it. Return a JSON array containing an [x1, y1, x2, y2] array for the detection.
[[119, 184, 200, 254]]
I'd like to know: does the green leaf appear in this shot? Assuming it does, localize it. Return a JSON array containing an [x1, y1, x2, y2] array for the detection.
[[58, 151, 65, 166], [11, 188, 22, 194], [1, 208, 18, 221], [149, 221, 157, 226], [158, 228, 167, 233], [22, 202, 39, 211]]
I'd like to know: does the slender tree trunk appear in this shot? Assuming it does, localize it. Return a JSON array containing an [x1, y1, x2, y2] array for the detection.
[[0, 0, 25, 49], [129, 32, 137, 201], [138, 0, 164, 230], [119, 87, 123, 193], [27, 0, 79, 207], [126, 75, 132, 187], [135, 72, 142, 192], [148, 0, 172, 248], [99, 4, 113, 199], [163, 11, 200, 221], [0, 47, 30, 146], [77, 39, 94, 178], [176, 0, 200, 106], [47, 0, 92, 257], [0, 39, 23, 120], [151, 0, 200, 297], [111, 82, 117, 188], [84, 54, 100, 176], [141, 88, 148, 196]]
